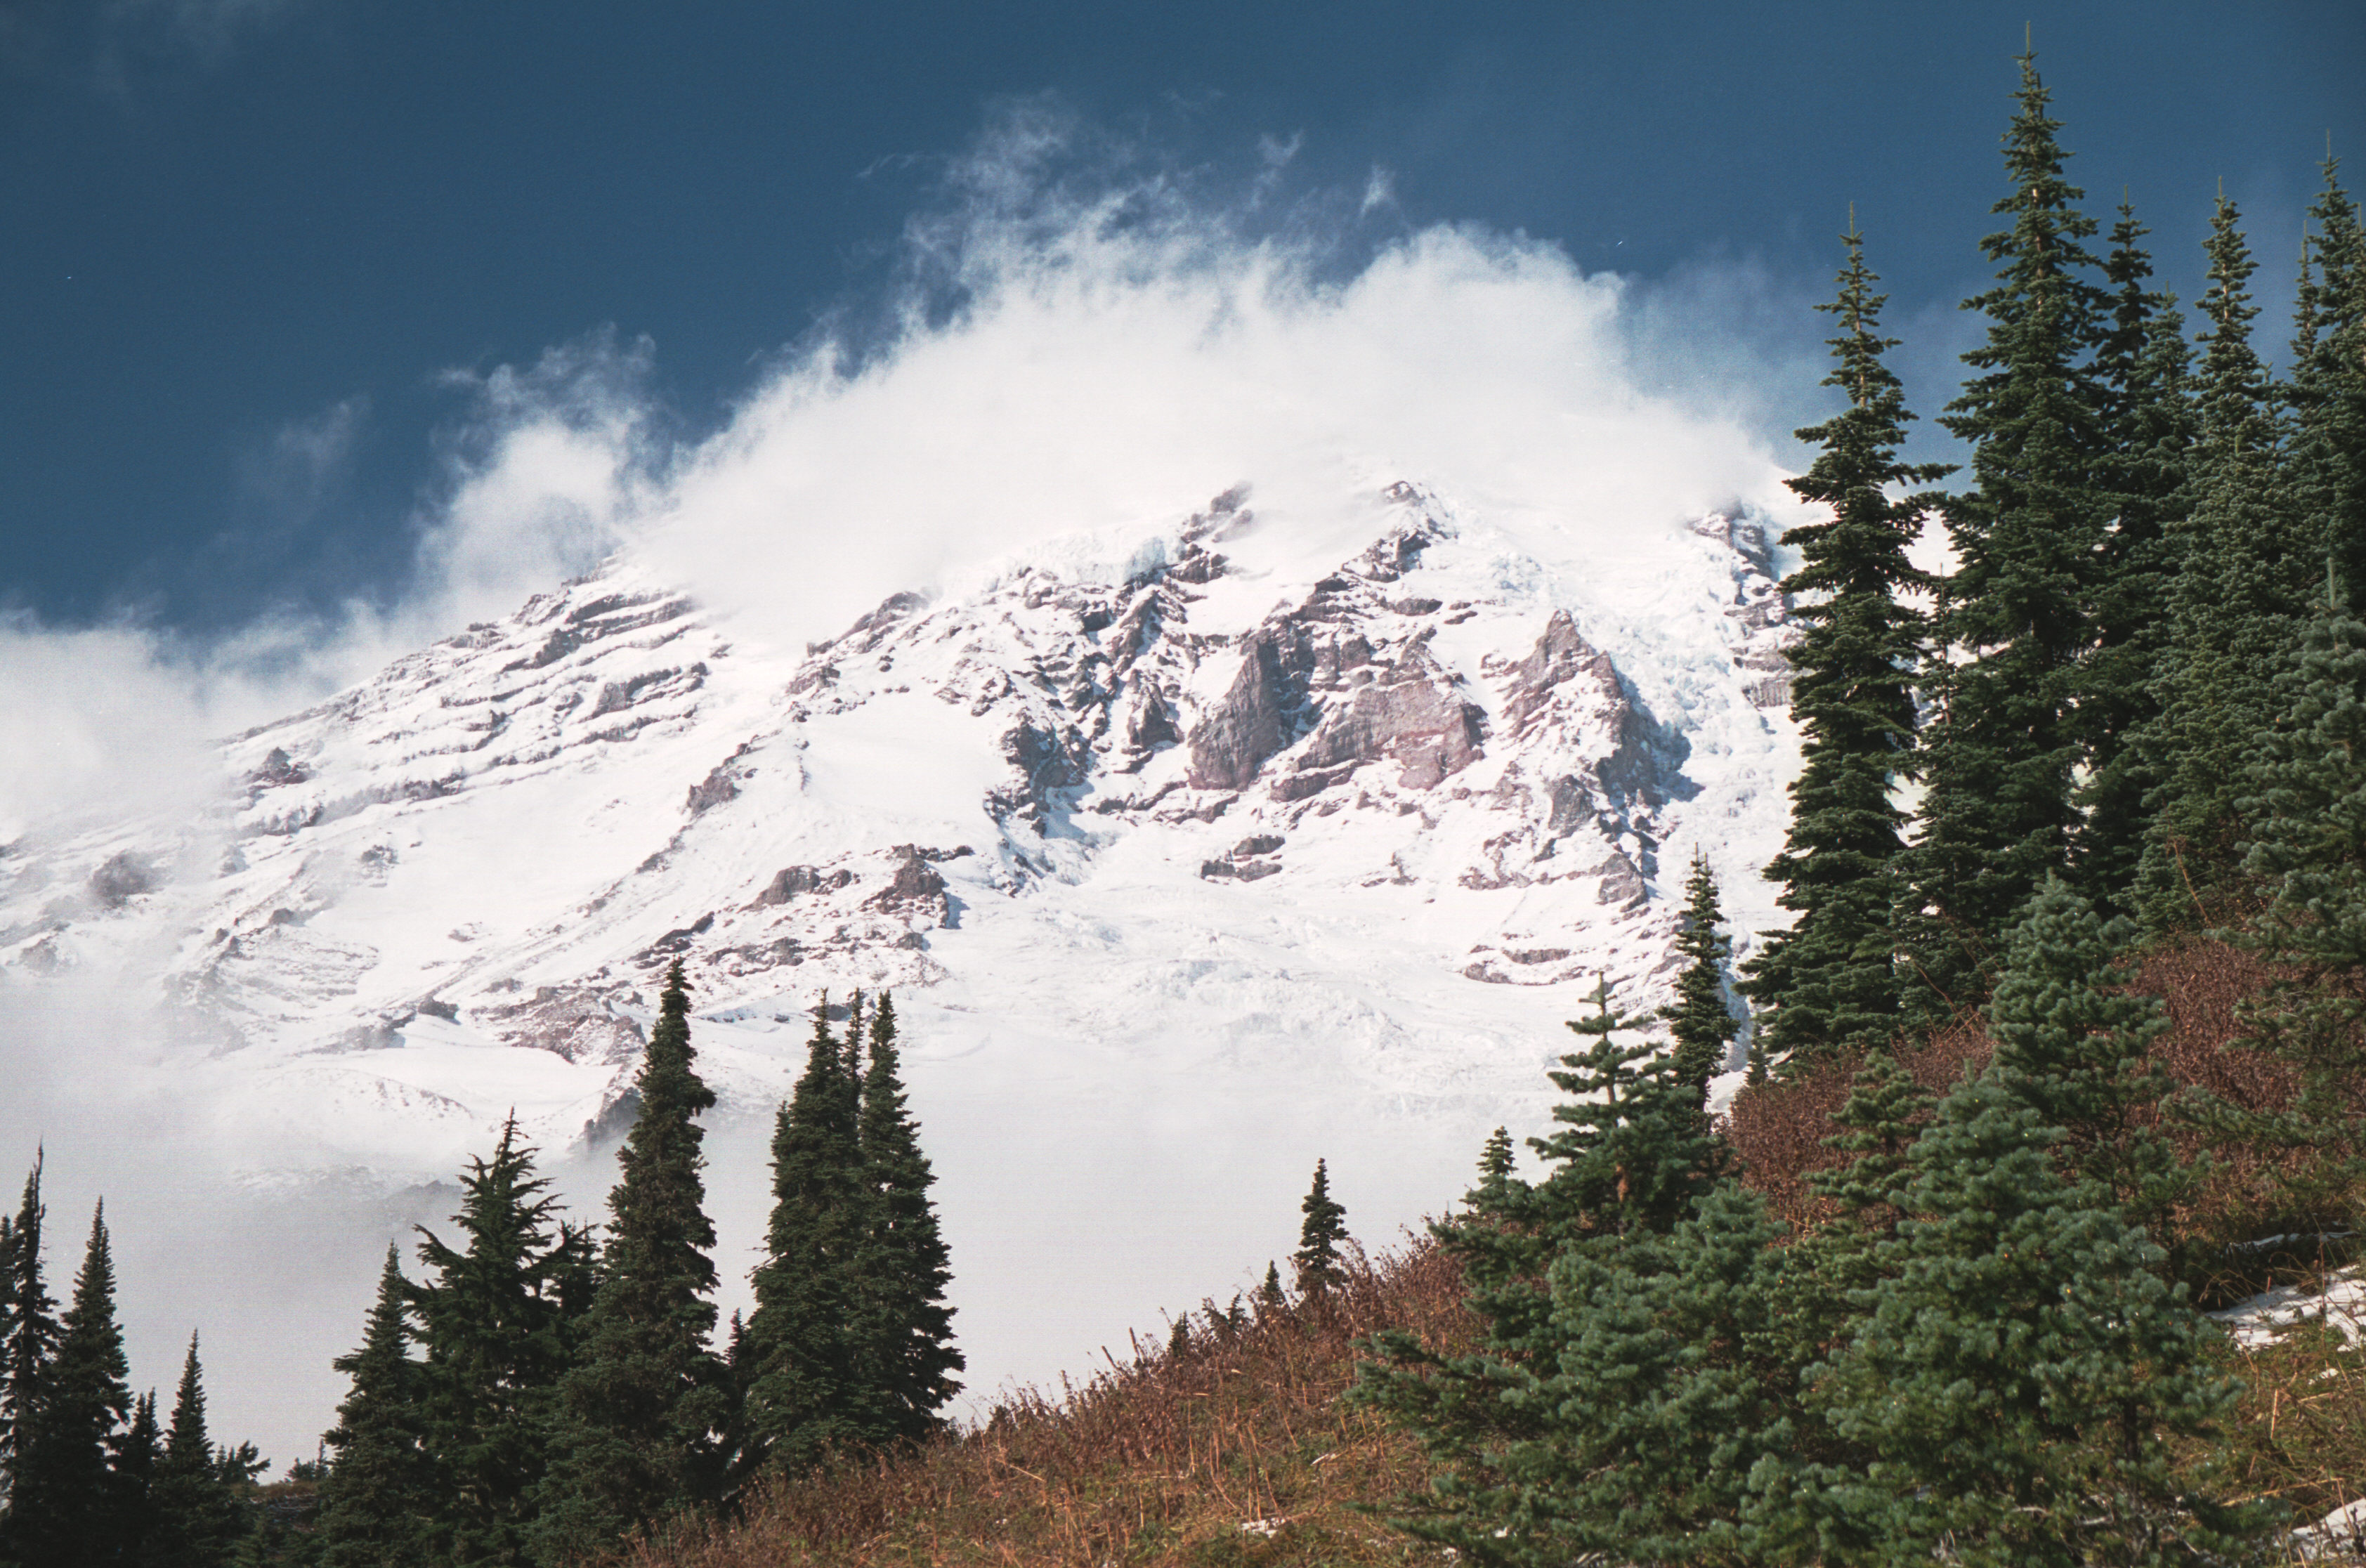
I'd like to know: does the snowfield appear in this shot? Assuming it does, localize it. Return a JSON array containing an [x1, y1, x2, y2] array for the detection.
[[1, 473, 1802, 1454]]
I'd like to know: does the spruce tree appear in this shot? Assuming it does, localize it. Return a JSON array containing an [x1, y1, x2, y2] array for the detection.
[[742, 998, 867, 1473], [1903, 45, 2112, 1007], [409, 1116, 579, 1567], [315, 1246, 432, 1568], [12, 1203, 136, 1567], [850, 994, 962, 1444], [0, 1157, 58, 1525], [2286, 153, 2365, 604], [146, 1333, 253, 1568], [1663, 852, 1739, 1093], [1290, 1160, 1348, 1295], [1808, 1070, 2268, 1560], [2137, 190, 2310, 927], [2075, 197, 2195, 907], [2219, 600, 2366, 1227], [533, 962, 731, 1559], [118, 1390, 160, 1560], [1470, 1127, 1516, 1212], [1363, 1179, 1799, 1563], [1985, 876, 2193, 1251], [1742, 224, 1942, 1060]]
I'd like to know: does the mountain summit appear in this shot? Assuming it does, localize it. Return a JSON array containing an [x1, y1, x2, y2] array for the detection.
[[1, 479, 1798, 1180]]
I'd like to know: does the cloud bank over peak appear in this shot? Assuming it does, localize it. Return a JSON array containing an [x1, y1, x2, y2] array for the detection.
[[1, 107, 1810, 844]]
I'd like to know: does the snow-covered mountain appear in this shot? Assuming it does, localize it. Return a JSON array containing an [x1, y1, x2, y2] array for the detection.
[[1, 478, 1798, 1184]]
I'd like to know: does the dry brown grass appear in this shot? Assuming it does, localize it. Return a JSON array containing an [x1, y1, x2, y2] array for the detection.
[[2206, 1293, 2366, 1535], [621, 1241, 1473, 1568], [1721, 935, 2347, 1284]]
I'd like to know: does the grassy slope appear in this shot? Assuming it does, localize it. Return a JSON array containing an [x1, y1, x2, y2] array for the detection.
[[623, 935, 2363, 1565]]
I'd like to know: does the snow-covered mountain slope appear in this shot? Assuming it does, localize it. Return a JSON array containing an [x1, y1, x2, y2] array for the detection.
[[1, 478, 1798, 1182]]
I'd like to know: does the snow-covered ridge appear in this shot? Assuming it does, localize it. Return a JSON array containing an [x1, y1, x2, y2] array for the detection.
[[1, 479, 1800, 1182]]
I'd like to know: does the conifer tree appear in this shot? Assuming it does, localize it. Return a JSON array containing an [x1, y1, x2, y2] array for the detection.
[[2138, 190, 2310, 927], [1291, 1160, 1348, 1295], [11, 1203, 136, 1567], [0, 1157, 58, 1523], [742, 998, 868, 1473], [146, 1333, 253, 1568], [409, 1116, 580, 1567], [2218, 599, 2366, 1225], [1470, 1127, 1516, 1212], [1985, 876, 2194, 1249], [1257, 1262, 1284, 1314], [1364, 1178, 1799, 1563], [1808, 1070, 2267, 1559], [1663, 852, 1738, 1094], [315, 1246, 431, 1568], [1741, 224, 1942, 1059], [2074, 197, 2194, 906], [1903, 45, 2112, 1006], [2286, 154, 2365, 603], [1524, 976, 1723, 1249], [534, 963, 731, 1558], [118, 1390, 160, 1558], [850, 994, 962, 1444]]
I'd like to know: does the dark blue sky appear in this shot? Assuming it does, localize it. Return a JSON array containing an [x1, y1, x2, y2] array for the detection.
[[4, 0, 2358, 633]]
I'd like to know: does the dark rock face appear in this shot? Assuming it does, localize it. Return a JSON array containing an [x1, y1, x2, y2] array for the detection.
[[1503, 610, 1621, 738], [89, 851, 159, 908], [1294, 651, 1484, 790], [754, 865, 853, 906], [867, 847, 950, 917], [1187, 626, 1312, 790], [481, 984, 648, 1064]]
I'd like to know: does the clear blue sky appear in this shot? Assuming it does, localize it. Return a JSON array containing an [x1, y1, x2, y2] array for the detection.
[[4, 0, 2358, 633]]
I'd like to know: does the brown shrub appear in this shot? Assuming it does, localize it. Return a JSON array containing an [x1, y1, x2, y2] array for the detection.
[[617, 1238, 1473, 1568]]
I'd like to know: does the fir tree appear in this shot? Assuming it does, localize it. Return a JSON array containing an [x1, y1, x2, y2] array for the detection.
[[850, 993, 962, 1444], [0, 1156, 58, 1524], [742, 998, 868, 1473], [1290, 1160, 1348, 1295], [11, 1203, 136, 1567], [1808, 1070, 2268, 1560], [1363, 1180, 1799, 1563], [1985, 876, 2193, 1249], [2287, 153, 2365, 603], [1664, 852, 1739, 1093], [1741, 223, 1942, 1060], [2218, 600, 2366, 1227], [2074, 196, 2195, 907], [533, 962, 731, 1559], [146, 1333, 253, 1568], [1470, 1127, 1516, 1212], [2138, 190, 2311, 927], [314, 1246, 432, 1568], [409, 1116, 580, 1567], [118, 1390, 160, 1560], [1903, 45, 2112, 1007], [1257, 1262, 1284, 1314]]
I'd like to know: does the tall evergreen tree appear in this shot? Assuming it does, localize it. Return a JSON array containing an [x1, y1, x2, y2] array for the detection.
[[409, 1116, 580, 1567], [314, 1246, 432, 1568], [1808, 1070, 2266, 1560], [1664, 852, 1739, 1094], [742, 998, 868, 1474], [11, 1204, 136, 1567], [533, 962, 731, 1560], [2137, 190, 2310, 927], [1903, 45, 2112, 1007], [2074, 197, 2195, 907], [2286, 153, 2365, 603], [2216, 599, 2366, 1227], [1985, 876, 2194, 1250], [850, 994, 962, 1444], [1741, 223, 1943, 1060], [0, 1157, 58, 1528], [145, 1333, 254, 1568], [1291, 1160, 1349, 1295]]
